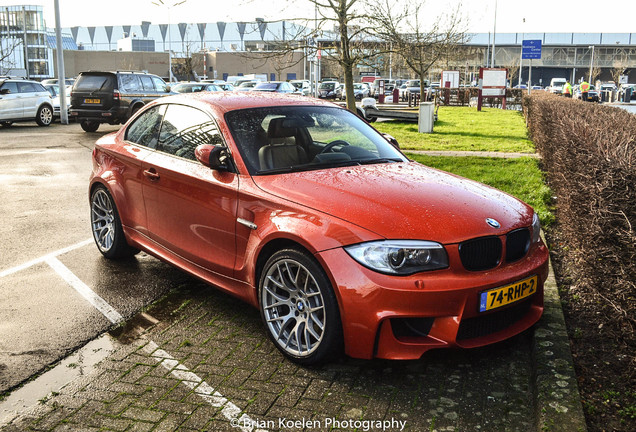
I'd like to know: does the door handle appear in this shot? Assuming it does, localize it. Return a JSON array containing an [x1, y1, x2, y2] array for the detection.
[[143, 168, 160, 181]]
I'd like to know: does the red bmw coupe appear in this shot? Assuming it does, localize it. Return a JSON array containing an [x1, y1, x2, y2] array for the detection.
[[89, 92, 549, 365]]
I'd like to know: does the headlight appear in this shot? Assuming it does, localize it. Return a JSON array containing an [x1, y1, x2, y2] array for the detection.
[[531, 213, 541, 243], [344, 240, 448, 275]]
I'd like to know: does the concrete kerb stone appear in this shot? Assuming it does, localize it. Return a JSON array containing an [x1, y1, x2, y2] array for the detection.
[[532, 252, 588, 432]]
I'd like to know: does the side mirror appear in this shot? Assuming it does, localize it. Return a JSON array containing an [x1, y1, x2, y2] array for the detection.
[[382, 133, 400, 149], [164, 86, 171, 93], [195, 144, 231, 171], [0, 88, 9, 95]]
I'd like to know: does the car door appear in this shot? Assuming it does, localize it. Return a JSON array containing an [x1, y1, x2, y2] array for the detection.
[[0, 81, 21, 119], [120, 104, 168, 235], [18, 81, 41, 117], [141, 103, 239, 277]]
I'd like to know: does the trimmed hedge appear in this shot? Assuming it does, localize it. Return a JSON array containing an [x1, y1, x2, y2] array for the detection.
[[523, 92, 635, 342]]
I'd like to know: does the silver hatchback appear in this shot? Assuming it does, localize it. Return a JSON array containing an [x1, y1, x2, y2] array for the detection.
[[0, 79, 54, 127]]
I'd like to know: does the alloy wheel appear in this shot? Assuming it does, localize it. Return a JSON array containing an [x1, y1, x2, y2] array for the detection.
[[261, 258, 326, 357], [91, 189, 115, 252]]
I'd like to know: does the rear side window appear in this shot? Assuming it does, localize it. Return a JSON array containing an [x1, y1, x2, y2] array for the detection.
[[125, 105, 166, 149], [151, 76, 167, 93], [119, 74, 142, 92], [18, 82, 39, 93], [157, 104, 223, 160], [74, 74, 116, 91], [139, 75, 155, 91]]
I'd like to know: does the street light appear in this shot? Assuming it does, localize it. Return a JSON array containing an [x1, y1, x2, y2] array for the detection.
[[152, 0, 187, 82], [588, 45, 595, 84]]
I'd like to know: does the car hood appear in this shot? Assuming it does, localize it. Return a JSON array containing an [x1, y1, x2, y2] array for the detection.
[[252, 162, 532, 244]]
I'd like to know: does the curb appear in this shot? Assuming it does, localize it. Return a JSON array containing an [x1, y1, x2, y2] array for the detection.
[[532, 252, 588, 432], [404, 150, 540, 159]]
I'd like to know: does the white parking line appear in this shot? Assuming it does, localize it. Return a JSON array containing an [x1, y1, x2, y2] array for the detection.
[[44, 256, 124, 324], [145, 341, 267, 432], [2, 239, 263, 430], [0, 238, 93, 278]]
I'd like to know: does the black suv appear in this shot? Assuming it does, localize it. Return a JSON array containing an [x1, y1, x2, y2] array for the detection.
[[70, 71, 172, 132]]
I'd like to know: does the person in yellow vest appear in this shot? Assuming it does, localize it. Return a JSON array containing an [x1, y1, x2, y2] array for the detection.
[[563, 80, 573, 98], [580, 80, 590, 101]]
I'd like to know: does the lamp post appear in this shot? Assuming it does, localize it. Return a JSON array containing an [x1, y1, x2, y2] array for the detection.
[[491, 0, 498, 68], [152, 0, 186, 83], [588, 45, 595, 84]]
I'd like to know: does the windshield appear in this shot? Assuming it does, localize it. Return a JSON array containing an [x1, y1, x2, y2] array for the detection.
[[225, 106, 407, 175], [319, 82, 336, 90]]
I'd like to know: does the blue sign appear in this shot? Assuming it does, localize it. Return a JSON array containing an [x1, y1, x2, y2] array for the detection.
[[522, 39, 542, 59]]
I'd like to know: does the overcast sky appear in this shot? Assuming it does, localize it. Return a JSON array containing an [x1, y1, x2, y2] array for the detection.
[[2, 0, 636, 34]]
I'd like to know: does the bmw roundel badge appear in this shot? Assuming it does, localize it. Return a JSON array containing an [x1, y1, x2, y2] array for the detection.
[[486, 218, 501, 229]]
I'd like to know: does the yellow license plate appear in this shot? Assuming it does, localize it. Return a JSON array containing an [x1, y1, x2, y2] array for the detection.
[[84, 98, 101, 104], [479, 275, 537, 312]]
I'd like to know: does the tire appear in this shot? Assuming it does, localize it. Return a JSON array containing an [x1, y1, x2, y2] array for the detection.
[[81, 120, 100, 132], [259, 248, 343, 365], [90, 185, 139, 259], [35, 105, 53, 126], [0, 121, 12, 127]]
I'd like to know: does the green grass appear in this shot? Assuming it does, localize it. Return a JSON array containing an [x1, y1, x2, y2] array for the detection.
[[408, 154, 554, 226], [374, 106, 534, 153]]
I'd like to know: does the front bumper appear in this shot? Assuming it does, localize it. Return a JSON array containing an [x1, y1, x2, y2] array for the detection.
[[316, 240, 549, 360]]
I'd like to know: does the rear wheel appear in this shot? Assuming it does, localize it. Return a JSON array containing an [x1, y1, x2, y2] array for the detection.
[[36, 105, 53, 126], [0, 121, 12, 127], [90, 186, 138, 259], [81, 120, 100, 132], [259, 249, 343, 365]]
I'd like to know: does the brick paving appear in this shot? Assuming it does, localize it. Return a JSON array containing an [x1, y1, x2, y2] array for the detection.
[[0, 266, 586, 432]]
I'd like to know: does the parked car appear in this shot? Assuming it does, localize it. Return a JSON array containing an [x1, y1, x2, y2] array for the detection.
[[171, 82, 223, 93], [618, 83, 636, 101], [317, 81, 342, 99], [89, 92, 549, 365], [341, 83, 370, 100], [290, 79, 311, 96], [0, 78, 54, 127], [573, 84, 600, 102], [253, 81, 297, 93], [41, 77, 75, 87], [371, 78, 391, 97], [44, 83, 72, 119], [400, 79, 421, 101], [235, 81, 258, 91], [217, 83, 235, 91], [70, 71, 172, 132]]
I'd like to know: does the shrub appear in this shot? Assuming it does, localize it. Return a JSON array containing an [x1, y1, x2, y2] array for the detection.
[[523, 92, 635, 345]]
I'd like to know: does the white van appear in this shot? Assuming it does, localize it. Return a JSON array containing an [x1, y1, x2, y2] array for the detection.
[[549, 78, 567, 94]]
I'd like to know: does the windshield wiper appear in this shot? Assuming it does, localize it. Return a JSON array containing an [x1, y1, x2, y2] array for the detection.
[[356, 157, 404, 165]]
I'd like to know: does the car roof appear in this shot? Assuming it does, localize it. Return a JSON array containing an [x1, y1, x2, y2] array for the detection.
[[152, 91, 338, 116]]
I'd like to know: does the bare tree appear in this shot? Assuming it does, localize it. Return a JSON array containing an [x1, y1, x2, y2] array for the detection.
[[0, 35, 22, 76], [611, 52, 630, 87], [307, 0, 385, 111], [370, 0, 468, 98]]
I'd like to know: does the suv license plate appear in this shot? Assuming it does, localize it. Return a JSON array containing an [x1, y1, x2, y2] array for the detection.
[[84, 98, 101, 104], [479, 275, 537, 312]]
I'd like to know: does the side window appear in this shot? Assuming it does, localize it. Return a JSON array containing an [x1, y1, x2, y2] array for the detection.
[[125, 105, 166, 149], [139, 75, 155, 91], [0, 82, 19, 94], [18, 82, 38, 93], [157, 104, 223, 161], [151, 76, 167, 93], [119, 74, 142, 92]]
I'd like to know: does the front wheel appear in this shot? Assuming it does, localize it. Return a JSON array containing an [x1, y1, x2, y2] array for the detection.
[[36, 105, 53, 126], [259, 249, 343, 365], [90, 186, 138, 259]]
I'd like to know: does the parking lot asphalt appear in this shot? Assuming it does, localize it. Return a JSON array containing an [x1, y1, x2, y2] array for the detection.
[[0, 123, 587, 431]]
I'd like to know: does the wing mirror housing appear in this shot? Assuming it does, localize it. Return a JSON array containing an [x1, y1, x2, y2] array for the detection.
[[195, 144, 232, 172], [382, 133, 400, 149]]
